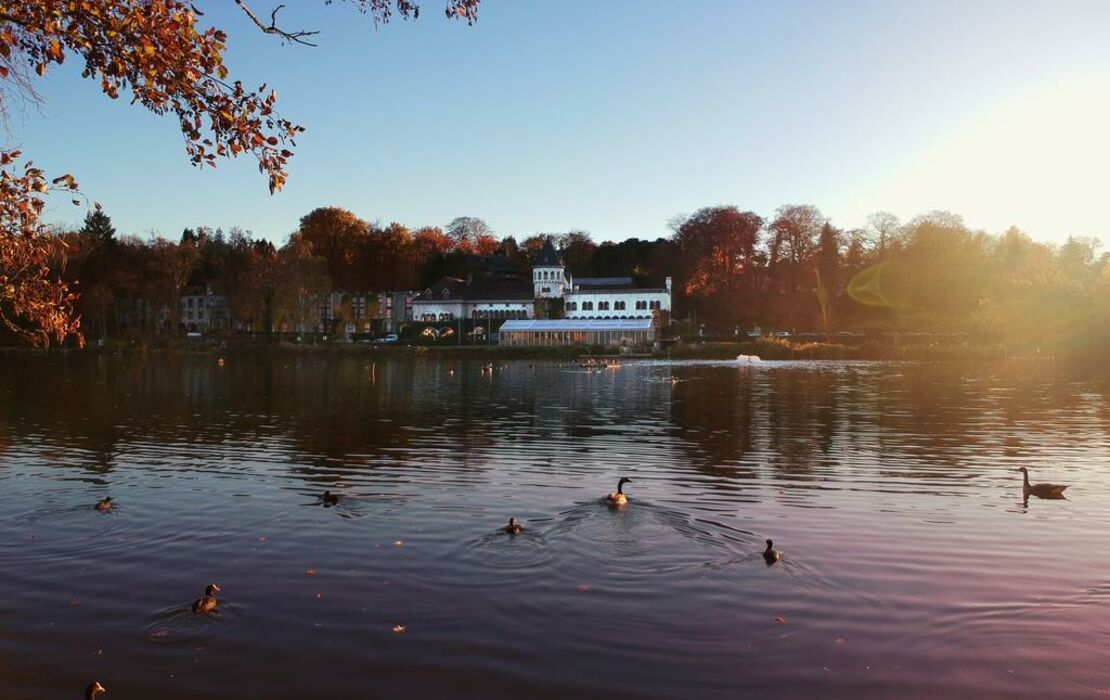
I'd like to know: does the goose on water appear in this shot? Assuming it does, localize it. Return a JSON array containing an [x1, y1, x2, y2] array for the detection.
[[1016, 467, 1068, 499], [95, 497, 113, 512], [606, 477, 632, 507], [85, 682, 106, 699], [504, 517, 523, 534], [321, 490, 339, 506], [763, 539, 781, 564], [191, 584, 221, 614]]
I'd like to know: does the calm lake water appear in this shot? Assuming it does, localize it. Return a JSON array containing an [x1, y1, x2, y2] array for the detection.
[[1, 354, 1109, 699]]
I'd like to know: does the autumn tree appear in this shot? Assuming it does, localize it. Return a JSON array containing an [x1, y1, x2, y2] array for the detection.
[[0, 0, 480, 346], [445, 216, 498, 255], [767, 204, 824, 328], [673, 206, 763, 325]]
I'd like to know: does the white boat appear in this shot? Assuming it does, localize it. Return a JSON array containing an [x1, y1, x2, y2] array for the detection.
[[736, 354, 762, 364]]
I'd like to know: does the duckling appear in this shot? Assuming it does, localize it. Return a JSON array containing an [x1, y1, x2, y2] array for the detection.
[[191, 583, 221, 614], [606, 477, 632, 506], [504, 517, 523, 534], [1017, 467, 1068, 499], [763, 539, 781, 565], [94, 496, 113, 512], [85, 682, 107, 699], [321, 490, 339, 506]]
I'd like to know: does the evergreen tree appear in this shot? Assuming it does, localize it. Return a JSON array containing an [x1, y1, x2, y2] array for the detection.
[[79, 207, 116, 243]]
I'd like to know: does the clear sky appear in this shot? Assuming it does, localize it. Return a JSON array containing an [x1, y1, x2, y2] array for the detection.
[[15, 0, 1110, 245]]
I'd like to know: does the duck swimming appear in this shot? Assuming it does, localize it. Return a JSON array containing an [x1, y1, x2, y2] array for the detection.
[[504, 517, 523, 534], [191, 584, 221, 614], [1017, 467, 1068, 499], [321, 490, 339, 506], [763, 539, 781, 564], [85, 682, 106, 699], [94, 497, 113, 512], [606, 477, 632, 506]]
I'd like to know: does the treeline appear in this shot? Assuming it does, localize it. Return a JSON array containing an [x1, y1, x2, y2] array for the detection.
[[51, 203, 1110, 351]]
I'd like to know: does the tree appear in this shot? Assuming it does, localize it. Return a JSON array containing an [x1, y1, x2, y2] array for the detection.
[[296, 206, 370, 291], [0, 0, 481, 346], [866, 211, 901, 257], [767, 204, 823, 328], [445, 216, 498, 255], [79, 207, 116, 244], [815, 221, 840, 335], [673, 206, 763, 325]]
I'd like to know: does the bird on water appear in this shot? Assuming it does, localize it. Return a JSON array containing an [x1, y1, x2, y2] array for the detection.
[[1017, 467, 1068, 499], [191, 584, 221, 614], [763, 539, 781, 564], [321, 490, 339, 506], [606, 477, 632, 506], [85, 682, 106, 699], [504, 517, 523, 534], [94, 497, 113, 512]]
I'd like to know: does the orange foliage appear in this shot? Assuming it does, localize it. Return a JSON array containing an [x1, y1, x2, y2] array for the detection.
[[0, 0, 481, 346]]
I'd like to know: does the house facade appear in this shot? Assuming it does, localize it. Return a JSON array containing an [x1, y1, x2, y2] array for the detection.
[[180, 286, 230, 333], [411, 240, 672, 326]]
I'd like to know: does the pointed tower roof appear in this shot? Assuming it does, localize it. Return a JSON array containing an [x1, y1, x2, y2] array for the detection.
[[535, 238, 563, 267]]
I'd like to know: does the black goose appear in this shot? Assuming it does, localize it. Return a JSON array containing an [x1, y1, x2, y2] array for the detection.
[[321, 491, 339, 506], [504, 517, 523, 534]]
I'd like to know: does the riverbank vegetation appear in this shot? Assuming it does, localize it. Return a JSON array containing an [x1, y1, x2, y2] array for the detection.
[[11, 204, 1107, 363]]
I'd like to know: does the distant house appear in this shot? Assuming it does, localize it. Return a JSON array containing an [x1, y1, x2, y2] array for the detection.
[[411, 277, 534, 322], [373, 291, 417, 333], [180, 285, 229, 333], [533, 240, 672, 319], [410, 240, 671, 345]]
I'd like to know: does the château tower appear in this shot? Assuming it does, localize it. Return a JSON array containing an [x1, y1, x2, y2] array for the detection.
[[532, 239, 566, 299]]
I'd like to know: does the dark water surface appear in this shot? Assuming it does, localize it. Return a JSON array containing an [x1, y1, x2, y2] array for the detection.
[[1, 354, 1109, 699]]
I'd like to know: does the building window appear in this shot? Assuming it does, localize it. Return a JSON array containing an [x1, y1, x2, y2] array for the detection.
[[187, 298, 194, 308], [636, 300, 646, 310], [566, 302, 576, 311], [598, 301, 610, 311], [614, 301, 626, 311]]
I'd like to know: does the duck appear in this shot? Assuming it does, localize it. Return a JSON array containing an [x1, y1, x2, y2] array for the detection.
[[94, 496, 113, 512], [503, 517, 523, 534], [191, 583, 221, 614], [321, 490, 339, 506], [85, 682, 107, 699], [606, 477, 632, 506], [763, 539, 781, 564], [1017, 467, 1068, 499]]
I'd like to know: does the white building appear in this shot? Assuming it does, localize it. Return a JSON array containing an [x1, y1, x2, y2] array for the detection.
[[411, 239, 671, 328], [411, 278, 534, 322]]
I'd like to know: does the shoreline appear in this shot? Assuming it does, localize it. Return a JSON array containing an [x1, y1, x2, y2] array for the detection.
[[0, 337, 1064, 362]]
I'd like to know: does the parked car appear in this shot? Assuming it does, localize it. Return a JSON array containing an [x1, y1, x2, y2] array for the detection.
[[372, 333, 399, 344], [773, 331, 792, 338]]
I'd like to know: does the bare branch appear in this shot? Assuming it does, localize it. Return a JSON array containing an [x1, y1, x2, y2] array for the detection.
[[233, 1, 321, 46]]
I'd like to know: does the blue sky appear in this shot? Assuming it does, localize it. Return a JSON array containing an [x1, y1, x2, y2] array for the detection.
[[16, 0, 1110, 244]]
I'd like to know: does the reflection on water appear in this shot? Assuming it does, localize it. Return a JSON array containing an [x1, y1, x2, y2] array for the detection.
[[1, 354, 1109, 699]]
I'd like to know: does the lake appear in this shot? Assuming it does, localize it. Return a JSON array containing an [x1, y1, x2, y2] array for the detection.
[[1, 354, 1108, 699]]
